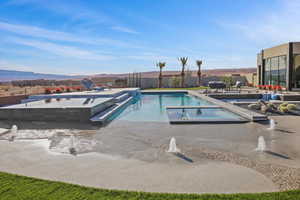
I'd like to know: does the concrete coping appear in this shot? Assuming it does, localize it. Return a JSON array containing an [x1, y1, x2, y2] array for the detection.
[[232, 101, 300, 105], [169, 118, 249, 124], [232, 102, 260, 105], [141, 90, 188, 93], [166, 105, 222, 109]]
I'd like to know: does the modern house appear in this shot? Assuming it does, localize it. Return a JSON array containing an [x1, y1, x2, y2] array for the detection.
[[257, 42, 300, 91]]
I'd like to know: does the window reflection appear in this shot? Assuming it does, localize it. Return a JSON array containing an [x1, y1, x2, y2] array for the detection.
[[264, 58, 271, 85], [293, 55, 300, 88], [263, 55, 286, 87], [278, 56, 287, 86]]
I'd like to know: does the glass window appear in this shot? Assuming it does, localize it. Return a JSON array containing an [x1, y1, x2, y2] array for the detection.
[[278, 55, 287, 87], [270, 57, 279, 85], [264, 56, 287, 87], [293, 55, 300, 88], [264, 58, 271, 85]]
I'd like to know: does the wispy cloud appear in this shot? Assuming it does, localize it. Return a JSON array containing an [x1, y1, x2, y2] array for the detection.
[[7, 0, 139, 35], [0, 21, 141, 48], [0, 21, 79, 42], [221, 0, 300, 44], [111, 26, 139, 34], [7, 37, 115, 61], [0, 59, 32, 71], [203, 55, 254, 69], [126, 52, 172, 61], [7, 0, 113, 24]]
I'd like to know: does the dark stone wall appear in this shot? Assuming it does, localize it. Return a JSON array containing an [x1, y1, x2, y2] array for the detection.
[[0, 107, 92, 122], [209, 93, 262, 99], [280, 95, 300, 101], [0, 95, 28, 106]]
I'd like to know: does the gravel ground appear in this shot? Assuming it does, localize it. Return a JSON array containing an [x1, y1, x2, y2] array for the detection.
[[185, 147, 300, 191]]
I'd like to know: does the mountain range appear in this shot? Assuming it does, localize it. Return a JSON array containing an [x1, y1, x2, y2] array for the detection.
[[0, 70, 77, 82], [0, 68, 256, 82]]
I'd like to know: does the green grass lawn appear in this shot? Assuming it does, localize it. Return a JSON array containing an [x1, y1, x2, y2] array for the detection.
[[144, 86, 208, 91], [1, 171, 300, 200]]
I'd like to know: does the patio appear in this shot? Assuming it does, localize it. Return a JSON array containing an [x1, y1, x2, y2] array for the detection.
[[0, 114, 300, 193]]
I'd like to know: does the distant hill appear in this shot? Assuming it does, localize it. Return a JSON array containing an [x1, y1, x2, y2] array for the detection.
[[0, 70, 79, 82], [0, 68, 256, 82], [91, 68, 257, 78]]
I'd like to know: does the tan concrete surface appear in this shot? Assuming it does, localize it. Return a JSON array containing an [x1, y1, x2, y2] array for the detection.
[[0, 139, 276, 194]]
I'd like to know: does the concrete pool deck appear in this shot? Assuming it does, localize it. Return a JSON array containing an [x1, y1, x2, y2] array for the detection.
[[1, 115, 300, 193], [0, 139, 276, 194]]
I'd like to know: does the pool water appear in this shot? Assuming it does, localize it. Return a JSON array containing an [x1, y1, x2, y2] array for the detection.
[[167, 108, 246, 123], [115, 92, 222, 122]]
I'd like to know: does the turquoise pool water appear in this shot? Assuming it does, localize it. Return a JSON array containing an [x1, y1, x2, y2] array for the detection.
[[167, 108, 246, 123], [115, 92, 239, 122]]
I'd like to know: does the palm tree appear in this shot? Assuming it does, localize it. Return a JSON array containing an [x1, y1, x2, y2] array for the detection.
[[196, 60, 203, 86], [157, 62, 166, 88], [178, 57, 188, 88]]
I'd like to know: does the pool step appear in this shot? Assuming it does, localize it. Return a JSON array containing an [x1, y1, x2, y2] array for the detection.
[[113, 93, 129, 103], [0, 128, 9, 136], [90, 96, 133, 123]]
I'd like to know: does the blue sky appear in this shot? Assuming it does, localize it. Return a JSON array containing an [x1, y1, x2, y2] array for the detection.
[[0, 0, 299, 75]]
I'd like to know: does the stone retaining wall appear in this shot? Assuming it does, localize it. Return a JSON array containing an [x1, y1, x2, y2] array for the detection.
[[280, 94, 300, 101], [209, 93, 262, 99], [0, 107, 91, 122], [0, 95, 28, 106]]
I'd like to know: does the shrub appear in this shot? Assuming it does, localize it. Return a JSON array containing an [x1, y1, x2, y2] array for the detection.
[[73, 86, 81, 91], [277, 102, 295, 113], [76, 87, 81, 91], [268, 103, 277, 110], [276, 85, 282, 91], [267, 85, 272, 90], [278, 105, 289, 113], [44, 88, 52, 94], [55, 88, 62, 93], [287, 104, 297, 111]]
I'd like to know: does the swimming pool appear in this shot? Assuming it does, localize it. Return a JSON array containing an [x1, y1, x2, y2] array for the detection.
[[114, 92, 246, 122]]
